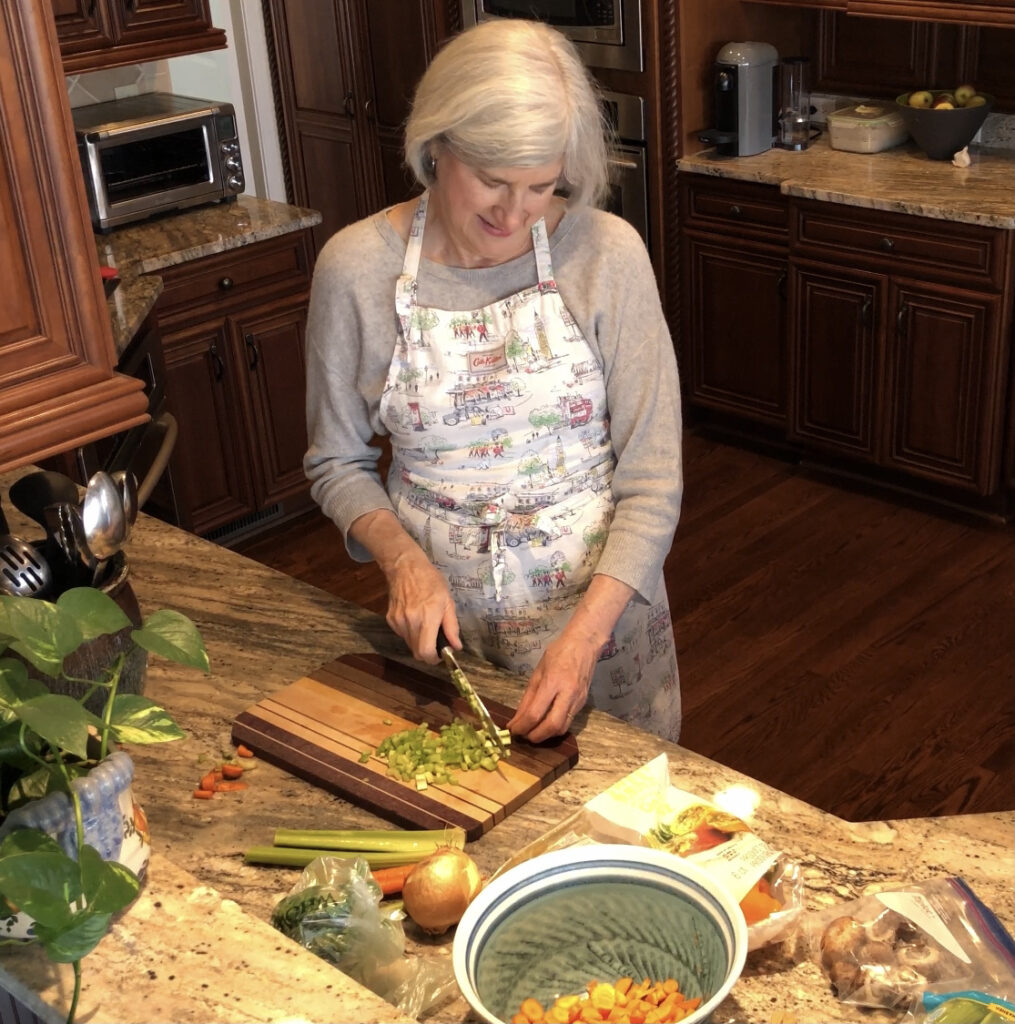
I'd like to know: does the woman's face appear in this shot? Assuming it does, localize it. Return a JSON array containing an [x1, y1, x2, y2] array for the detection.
[[429, 149, 564, 268]]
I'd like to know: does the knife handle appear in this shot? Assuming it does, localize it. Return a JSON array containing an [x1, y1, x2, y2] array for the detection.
[[436, 625, 451, 657]]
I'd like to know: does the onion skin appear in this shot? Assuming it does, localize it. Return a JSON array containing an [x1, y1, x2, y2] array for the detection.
[[402, 848, 483, 935]]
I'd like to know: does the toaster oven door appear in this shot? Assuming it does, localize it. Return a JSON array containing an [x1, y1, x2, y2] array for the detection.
[[82, 118, 221, 230]]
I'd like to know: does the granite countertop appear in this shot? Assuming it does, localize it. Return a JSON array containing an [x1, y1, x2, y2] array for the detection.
[[96, 195, 322, 358], [0, 472, 1011, 1024], [678, 135, 1015, 229]]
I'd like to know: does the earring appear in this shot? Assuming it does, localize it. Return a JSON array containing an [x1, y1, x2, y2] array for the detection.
[[424, 152, 437, 177]]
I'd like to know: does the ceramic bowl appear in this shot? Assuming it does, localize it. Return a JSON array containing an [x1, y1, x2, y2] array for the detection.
[[895, 92, 994, 160], [453, 844, 748, 1024]]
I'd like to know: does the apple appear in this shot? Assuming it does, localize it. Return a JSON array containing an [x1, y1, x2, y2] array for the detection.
[[908, 90, 934, 108], [933, 99, 955, 109], [954, 83, 977, 106], [964, 94, 988, 108], [935, 92, 956, 106]]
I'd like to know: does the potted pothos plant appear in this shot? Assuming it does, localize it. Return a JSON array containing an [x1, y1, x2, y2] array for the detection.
[[0, 585, 209, 1024]]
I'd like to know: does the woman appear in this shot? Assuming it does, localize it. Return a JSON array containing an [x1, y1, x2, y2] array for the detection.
[[304, 19, 683, 744]]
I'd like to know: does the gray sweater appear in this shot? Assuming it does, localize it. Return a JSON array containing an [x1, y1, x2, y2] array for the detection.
[[304, 204, 683, 602]]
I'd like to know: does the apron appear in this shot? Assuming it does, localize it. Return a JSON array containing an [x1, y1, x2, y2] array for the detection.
[[379, 193, 680, 741]]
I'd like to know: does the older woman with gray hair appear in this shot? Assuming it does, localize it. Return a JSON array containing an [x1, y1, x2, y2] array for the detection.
[[304, 18, 683, 744]]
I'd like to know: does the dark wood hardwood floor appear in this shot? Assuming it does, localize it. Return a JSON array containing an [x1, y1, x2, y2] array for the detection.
[[235, 431, 1015, 823]]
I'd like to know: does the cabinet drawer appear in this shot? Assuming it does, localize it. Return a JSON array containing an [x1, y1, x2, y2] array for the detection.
[[793, 200, 1008, 290], [155, 232, 312, 321], [680, 174, 789, 241]]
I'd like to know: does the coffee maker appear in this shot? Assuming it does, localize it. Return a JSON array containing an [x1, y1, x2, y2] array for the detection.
[[699, 42, 779, 156]]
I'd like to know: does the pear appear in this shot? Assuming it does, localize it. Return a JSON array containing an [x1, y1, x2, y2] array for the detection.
[[954, 83, 977, 106], [908, 90, 934, 109]]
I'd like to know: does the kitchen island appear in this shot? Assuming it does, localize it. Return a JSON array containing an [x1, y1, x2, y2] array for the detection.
[[0, 473, 1011, 1024]]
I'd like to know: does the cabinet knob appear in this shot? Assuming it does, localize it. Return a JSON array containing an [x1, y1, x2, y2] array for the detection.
[[209, 343, 225, 382], [219, 276, 234, 290], [880, 237, 894, 252], [343, 91, 356, 118], [729, 204, 742, 217]]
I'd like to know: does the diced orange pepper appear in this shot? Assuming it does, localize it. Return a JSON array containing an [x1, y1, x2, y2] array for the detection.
[[615, 978, 633, 997], [590, 984, 616, 1012]]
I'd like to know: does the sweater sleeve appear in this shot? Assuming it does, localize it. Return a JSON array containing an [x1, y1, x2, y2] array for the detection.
[[303, 219, 399, 561], [578, 214, 683, 602]]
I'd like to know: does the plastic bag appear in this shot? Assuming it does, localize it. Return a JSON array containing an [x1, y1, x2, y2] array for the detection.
[[270, 856, 456, 1019], [802, 877, 1015, 1016], [493, 754, 803, 950]]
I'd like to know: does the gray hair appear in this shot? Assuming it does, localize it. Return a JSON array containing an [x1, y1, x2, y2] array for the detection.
[[404, 19, 613, 207]]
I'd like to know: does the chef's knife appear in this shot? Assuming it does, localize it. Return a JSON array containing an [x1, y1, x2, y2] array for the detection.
[[436, 626, 509, 756]]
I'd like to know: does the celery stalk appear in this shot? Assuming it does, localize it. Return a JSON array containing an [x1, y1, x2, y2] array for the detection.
[[271, 826, 465, 852], [244, 846, 434, 868]]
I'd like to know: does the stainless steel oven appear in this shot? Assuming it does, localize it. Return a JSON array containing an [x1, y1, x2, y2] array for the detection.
[[462, 0, 643, 72], [602, 90, 649, 252]]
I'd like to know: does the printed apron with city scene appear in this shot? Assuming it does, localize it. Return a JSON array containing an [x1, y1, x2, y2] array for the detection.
[[379, 192, 680, 740]]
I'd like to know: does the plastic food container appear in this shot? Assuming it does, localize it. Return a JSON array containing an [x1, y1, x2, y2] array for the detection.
[[827, 102, 908, 153]]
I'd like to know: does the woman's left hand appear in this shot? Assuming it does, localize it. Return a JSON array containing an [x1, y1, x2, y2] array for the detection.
[[507, 632, 598, 743]]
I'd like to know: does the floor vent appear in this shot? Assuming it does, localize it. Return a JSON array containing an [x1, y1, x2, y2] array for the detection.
[[208, 503, 284, 547]]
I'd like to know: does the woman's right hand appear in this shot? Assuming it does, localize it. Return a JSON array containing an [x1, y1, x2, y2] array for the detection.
[[347, 508, 460, 663]]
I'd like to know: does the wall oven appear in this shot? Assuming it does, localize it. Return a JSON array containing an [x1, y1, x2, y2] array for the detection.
[[461, 0, 643, 72], [602, 90, 649, 253]]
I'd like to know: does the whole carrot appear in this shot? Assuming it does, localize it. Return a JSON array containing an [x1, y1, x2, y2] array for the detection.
[[371, 863, 416, 896]]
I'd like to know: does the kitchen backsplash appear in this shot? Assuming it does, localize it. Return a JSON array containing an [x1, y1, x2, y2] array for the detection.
[[66, 64, 173, 108]]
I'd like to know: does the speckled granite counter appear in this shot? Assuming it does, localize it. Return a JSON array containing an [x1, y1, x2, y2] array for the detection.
[[0, 472, 1011, 1024], [95, 196, 322, 358], [678, 136, 1015, 229]]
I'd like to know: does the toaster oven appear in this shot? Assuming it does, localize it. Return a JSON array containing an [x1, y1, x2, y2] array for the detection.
[[72, 93, 245, 232]]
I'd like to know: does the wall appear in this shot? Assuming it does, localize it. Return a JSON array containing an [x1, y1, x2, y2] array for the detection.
[[64, 0, 287, 201]]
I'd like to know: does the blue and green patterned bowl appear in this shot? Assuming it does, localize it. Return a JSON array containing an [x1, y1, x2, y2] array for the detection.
[[453, 844, 747, 1024]]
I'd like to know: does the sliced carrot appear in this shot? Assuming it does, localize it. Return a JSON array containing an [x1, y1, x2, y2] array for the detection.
[[213, 780, 248, 792], [236, 744, 254, 758], [521, 999, 545, 1023], [221, 763, 244, 780], [200, 771, 217, 791], [192, 789, 214, 799]]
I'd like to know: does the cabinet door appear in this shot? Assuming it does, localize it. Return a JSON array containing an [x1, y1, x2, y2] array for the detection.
[[50, 0, 116, 55], [232, 300, 311, 508], [112, 0, 211, 38], [682, 235, 788, 425], [1, 0, 147, 471], [161, 319, 258, 534], [790, 262, 882, 459], [266, 0, 376, 257], [884, 281, 1005, 493]]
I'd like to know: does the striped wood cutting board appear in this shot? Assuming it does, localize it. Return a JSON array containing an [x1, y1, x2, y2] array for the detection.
[[232, 652, 579, 841]]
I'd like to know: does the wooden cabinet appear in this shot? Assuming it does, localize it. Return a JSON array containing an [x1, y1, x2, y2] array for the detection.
[[0, 0, 148, 473], [679, 173, 1014, 513], [679, 176, 790, 426], [152, 232, 314, 539], [743, 0, 1014, 29], [264, 0, 442, 257], [790, 199, 1011, 495], [52, 0, 226, 74]]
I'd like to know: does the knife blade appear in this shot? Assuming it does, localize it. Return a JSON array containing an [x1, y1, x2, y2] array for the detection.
[[436, 626, 509, 756]]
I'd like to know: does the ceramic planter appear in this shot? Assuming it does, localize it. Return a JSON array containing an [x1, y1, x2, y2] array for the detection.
[[0, 750, 151, 940]]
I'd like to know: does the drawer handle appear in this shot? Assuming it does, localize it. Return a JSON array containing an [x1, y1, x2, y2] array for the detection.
[[209, 343, 225, 382], [219, 276, 235, 291], [880, 237, 894, 252], [729, 204, 742, 217], [344, 91, 356, 118], [245, 333, 260, 371]]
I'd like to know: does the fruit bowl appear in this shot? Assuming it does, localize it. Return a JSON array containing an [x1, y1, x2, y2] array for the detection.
[[895, 91, 994, 160], [453, 845, 748, 1024]]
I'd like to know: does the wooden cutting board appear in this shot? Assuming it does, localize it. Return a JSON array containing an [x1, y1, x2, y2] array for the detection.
[[232, 652, 579, 841]]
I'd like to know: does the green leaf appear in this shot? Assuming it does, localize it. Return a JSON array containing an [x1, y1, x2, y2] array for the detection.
[[5, 763, 60, 805], [78, 844, 139, 915], [0, 831, 80, 930], [12, 695, 104, 760], [56, 588, 131, 641], [35, 909, 112, 963], [109, 695, 186, 744], [0, 598, 84, 676], [131, 610, 209, 673], [0, 658, 49, 708]]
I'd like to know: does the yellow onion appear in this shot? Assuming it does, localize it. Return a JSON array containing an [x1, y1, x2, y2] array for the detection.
[[402, 848, 483, 935]]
